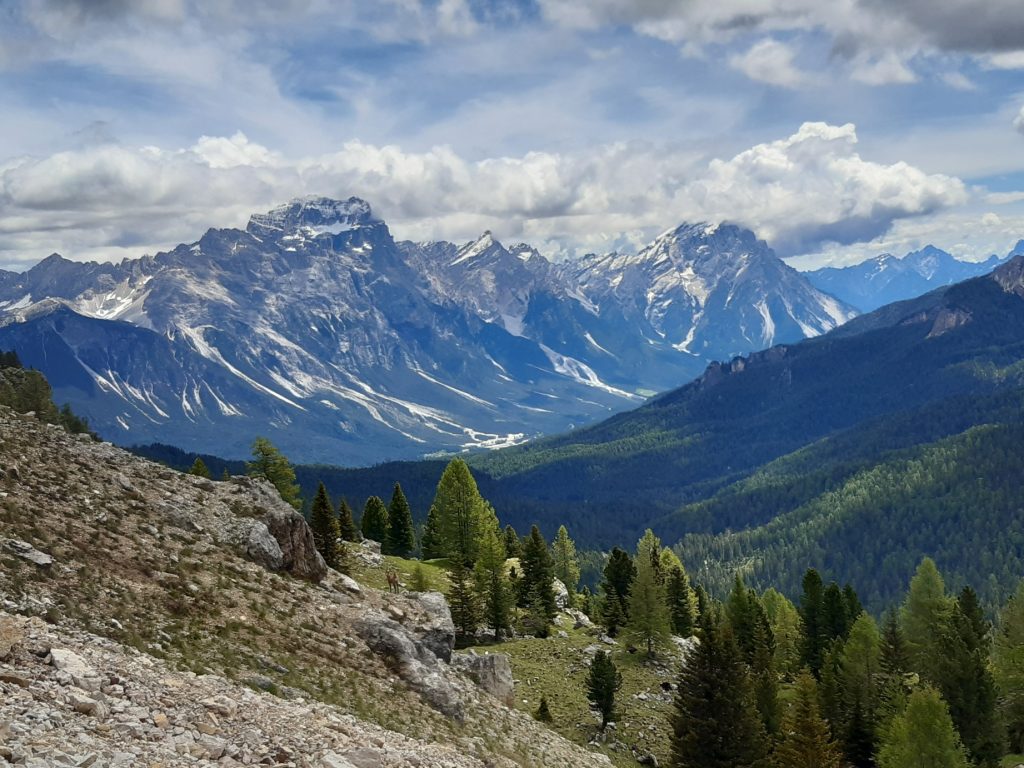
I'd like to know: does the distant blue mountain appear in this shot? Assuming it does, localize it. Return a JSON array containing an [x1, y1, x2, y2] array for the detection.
[[804, 242, 1023, 312]]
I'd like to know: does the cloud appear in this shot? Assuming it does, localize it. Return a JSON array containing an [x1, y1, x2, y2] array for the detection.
[[850, 52, 918, 85], [0, 123, 968, 269], [728, 39, 810, 88], [1015, 106, 1024, 135]]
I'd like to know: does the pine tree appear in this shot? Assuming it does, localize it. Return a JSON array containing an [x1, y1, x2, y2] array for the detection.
[[431, 458, 489, 565], [535, 695, 553, 723], [503, 524, 522, 559], [666, 564, 695, 636], [586, 650, 621, 729], [309, 482, 341, 569], [877, 688, 970, 768], [420, 504, 444, 559], [671, 617, 768, 768], [247, 437, 302, 510], [188, 456, 211, 478], [602, 588, 627, 637], [843, 584, 864, 623], [551, 525, 581, 598], [385, 483, 416, 557], [337, 497, 360, 542], [519, 525, 556, 624], [993, 581, 1024, 752], [601, 547, 635, 632], [447, 558, 480, 640], [799, 568, 826, 676], [822, 582, 851, 641], [626, 542, 671, 657], [726, 575, 757, 662], [774, 670, 842, 768], [751, 610, 780, 735], [360, 496, 389, 544], [934, 598, 1003, 767]]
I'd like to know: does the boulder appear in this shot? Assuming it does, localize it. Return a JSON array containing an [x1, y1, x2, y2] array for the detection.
[[407, 591, 455, 663], [245, 522, 284, 571], [553, 578, 569, 610], [452, 650, 514, 706], [320, 754, 358, 768], [4, 539, 53, 567], [565, 608, 593, 629], [355, 612, 463, 720], [49, 648, 102, 691]]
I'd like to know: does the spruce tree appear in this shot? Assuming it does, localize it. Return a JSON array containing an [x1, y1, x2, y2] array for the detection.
[[447, 558, 480, 640], [385, 483, 416, 557], [586, 650, 621, 729], [666, 564, 695, 636], [360, 496, 389, 544], [762, 588, 802, 678], [420, 504, 444, 559], [410, 563, 431, 592], [726, 575, 757, 662], [503, 524, 522, 559], [671, 617, 768, 768], [551, 525, 581, 597], [818, 639, 845, 737], [751, 610, 780, 735], [602, 588, 627, 637], [626, 543, 671, 657], [309, 482, 341, 569], [774, 670, 842, 768], [877, 688, 970, 768], [839, 613, 882, 766], [189, 456, 211, 478], [337, 497, 360, 542], [799, 568, 826, 676], [822, 582, 851, 641], [247, 437, 302, 509]]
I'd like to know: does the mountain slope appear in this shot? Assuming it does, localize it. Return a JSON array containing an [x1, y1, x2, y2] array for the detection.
[[0, 197, 852, 464], [464, 256, 1024, 545], [804, 242, 1022, 312]]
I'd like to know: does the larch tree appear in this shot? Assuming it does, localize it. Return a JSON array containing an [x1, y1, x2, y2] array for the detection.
[[551, 525, 581, 598], [774, 670, 842, 768], [839, 613, 882, 766], [309, 482, 342, 570], [626, 541, 671, 657], [762, 588, 802, 678], [247, 437, 302, 510], [474, 523, 512, 637], [900, 557, 954, 685], [876, 688, 970, 768], [385, 482, 416, 558], [360, 495, 389, 545], [431, 458, 489, 565]]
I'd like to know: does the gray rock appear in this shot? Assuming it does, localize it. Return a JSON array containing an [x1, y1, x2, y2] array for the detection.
[[49, 648, 101, 691], [320, 754, 358, 768], [552, 578, 569, 610], [355, 612, 463, 720], [4, 538, 53, 567], [452, 650, 514, 706], [407, 591, 455, 663], [342, 747, 385, 768], [244, 522, 283, 571]]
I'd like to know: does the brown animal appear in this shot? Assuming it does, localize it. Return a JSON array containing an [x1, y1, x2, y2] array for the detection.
[[386, 568, 401, 594]]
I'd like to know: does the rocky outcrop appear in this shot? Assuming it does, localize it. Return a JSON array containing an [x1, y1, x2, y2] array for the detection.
[[406, 591, 456, 663], [354, 611, 464, 719], [228, 476, 328, 582], [452, 650, 515, 706], [3, 538, 53, 567]]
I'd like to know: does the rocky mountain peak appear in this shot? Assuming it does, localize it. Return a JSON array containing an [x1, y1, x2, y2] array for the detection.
[[992, 254, 1024, 297], [246, 196, 376, 238]]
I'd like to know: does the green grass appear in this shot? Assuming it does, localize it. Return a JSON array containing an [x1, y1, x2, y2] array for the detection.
[[1001, 755, 1024, 767], [355, 554, 452, 592], [475, 624, 679, 768]]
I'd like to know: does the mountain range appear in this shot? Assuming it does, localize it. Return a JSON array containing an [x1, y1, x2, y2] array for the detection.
[[803, 243, 1024, 312], [0, 196, 853, 464]]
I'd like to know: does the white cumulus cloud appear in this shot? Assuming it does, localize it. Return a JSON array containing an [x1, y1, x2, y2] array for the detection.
[[729, 40, 811, 88], [0, 123, 968, 269]]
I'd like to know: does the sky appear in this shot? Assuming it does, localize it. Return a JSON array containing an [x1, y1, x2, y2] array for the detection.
[[0, 0, 1023, 272]]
